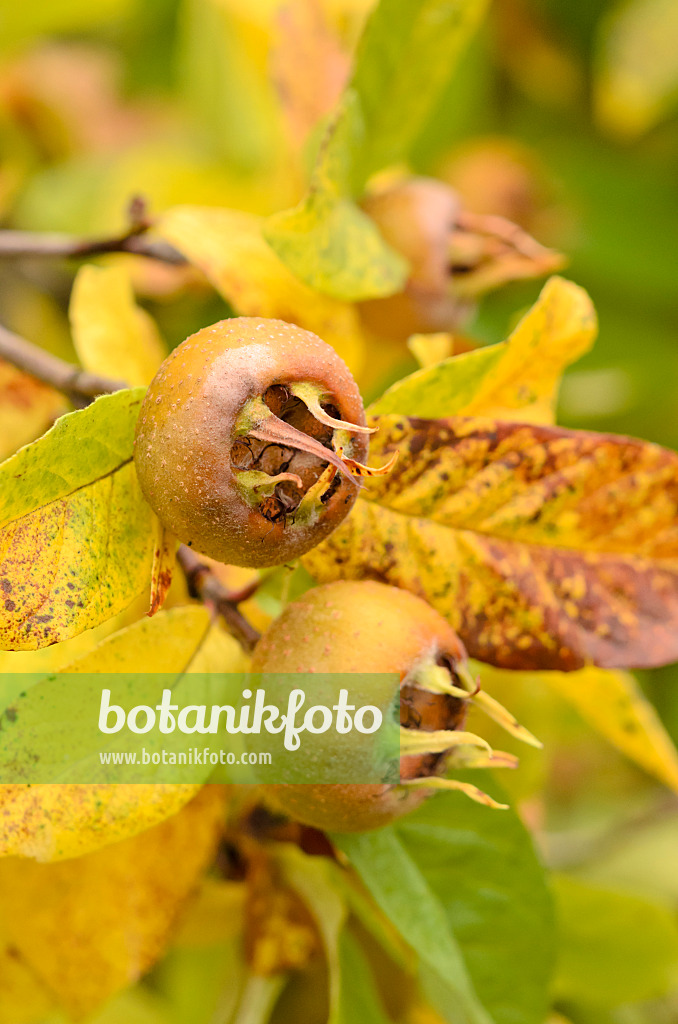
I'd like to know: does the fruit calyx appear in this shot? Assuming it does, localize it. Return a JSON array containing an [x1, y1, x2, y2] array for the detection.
[[397, 649, 541, 810], [231, 382, 387, 529]]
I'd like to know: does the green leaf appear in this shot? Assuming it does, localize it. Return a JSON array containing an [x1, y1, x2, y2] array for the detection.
[[264, 92, 408, 302], [264, 188, 408, 303], [368, 344, 506, 419], [347, 0, 490, 187], [335, 780, 555, 1024], [265, 0, 488, 300], [335, 930, 393, 1024], [330, 867, 410, 972], [0, 0, 132, 55], [552, 874, 678, 1007], [0, 389, 155, 650], [157, 940, 244, 1024], [333, 822, 493, 1024], [276, 845, 348, 1024], [0, 388, 145, 530], [280, 845, 399, 1024]]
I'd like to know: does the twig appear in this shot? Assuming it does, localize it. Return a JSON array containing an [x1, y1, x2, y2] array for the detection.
[[177, 546, 261, 654], [0, 322, 126, 407], [0, 229, 186, 264], [0, 197, 185, 264], [0, 320, 261, 652]]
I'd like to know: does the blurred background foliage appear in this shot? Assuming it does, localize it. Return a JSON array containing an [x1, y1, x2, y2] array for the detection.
[[1, 1, 678, 1022]]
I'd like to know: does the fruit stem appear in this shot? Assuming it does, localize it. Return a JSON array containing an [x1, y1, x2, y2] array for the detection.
[[176, 545, 261, 653]]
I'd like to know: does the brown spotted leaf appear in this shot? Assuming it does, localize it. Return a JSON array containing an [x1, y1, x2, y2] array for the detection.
[[304, 414, 678, 670], [364, 415, 678, 558], [0, 389, 155, 650]]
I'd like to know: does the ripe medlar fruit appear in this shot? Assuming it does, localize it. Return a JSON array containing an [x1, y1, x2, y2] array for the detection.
[[134, 318, 374, 567], [250, 580, 539, 832], [359, 175, 562, 341]]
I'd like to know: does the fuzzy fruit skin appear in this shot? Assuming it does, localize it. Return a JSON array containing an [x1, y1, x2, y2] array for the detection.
[[251, 580, 468, 832], [134, 318, 368, 567]]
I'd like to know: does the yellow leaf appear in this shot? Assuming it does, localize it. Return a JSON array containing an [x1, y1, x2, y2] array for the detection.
[[365, 415, 678, 560], [0, 591, 150, 676], [69, 263, 166, 387], [543, 666, 678, 794], [0, 460, 155, 650], [66, 603, 213, 673], [174, 876, 246, 947], [0, 946, 52, 1024], [407, 332, 454, 369], [0, 389, 155, 651], [156, 205, 365, 375], [0, 785, 226, 1021], [0, 605, 235, 861], [407, 1004, 450, 1024], [459, 276, 597, 423], [369, 277, 596, 425], [187, 618, 251, 674]]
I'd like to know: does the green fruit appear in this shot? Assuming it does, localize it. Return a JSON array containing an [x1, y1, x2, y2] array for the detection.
[[134, 317, 370, 568], [250, 581, 538, 832]]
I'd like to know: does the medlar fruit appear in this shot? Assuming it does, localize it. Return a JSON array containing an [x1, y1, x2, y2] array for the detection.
[[134, 318, 375, 567], [359, 175, 562, 342], [250, 580, 539, 832]]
